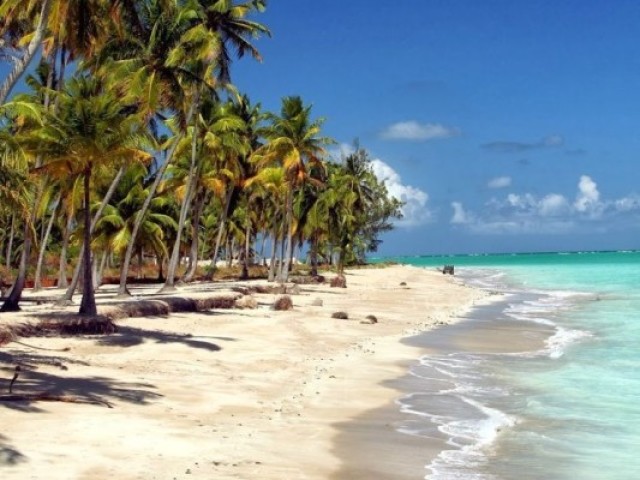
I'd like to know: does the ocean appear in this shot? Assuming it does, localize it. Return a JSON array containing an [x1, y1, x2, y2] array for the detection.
[[386, 251, 640, 479]]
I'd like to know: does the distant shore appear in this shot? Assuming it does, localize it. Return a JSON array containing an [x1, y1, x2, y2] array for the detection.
[[1, 265, 485, 479]]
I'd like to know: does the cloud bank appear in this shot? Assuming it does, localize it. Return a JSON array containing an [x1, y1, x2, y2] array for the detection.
[[370, 159, 432, 227], [450, 175, 640, 234], [380, 121, 460, 141]]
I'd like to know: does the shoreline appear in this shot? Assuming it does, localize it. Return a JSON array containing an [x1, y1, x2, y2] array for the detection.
[[330, 286, 558, 480], [1, 265, 485, 479]]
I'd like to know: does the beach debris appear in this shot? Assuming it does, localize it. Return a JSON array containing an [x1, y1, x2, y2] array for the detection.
[[360, 315, 378, 325], [330, 274, 347, 288], [331, 311, 348, 320], [8, 366, 20, 393], [272, 295, 293, 311], [310, 297, 323, 307], [0, 327, 15, 346], [235, 295, 258, 309], [19, 316, 119, 336], [399, 281, 407, 286], [289, 275, 325, 284], [234, 283, 302, 295]]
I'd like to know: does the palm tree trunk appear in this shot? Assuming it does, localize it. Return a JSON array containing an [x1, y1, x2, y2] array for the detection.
[[5, 212, 16, 270], [78, 168, 97, 316], [33, 194, 60, 291], [58, 210, 73, 288], [267, 226, 278, 283], [0, 0, 52, 104], [310, 232, 319, 277], [137, 249, 143, 279], [205, 187, 234, 279], [117, 114, 193, 296], [162, 94, 200, 292], [226, 236, 234, 269], [240, 223, 251, 280], [279, 191, 294, 282], [0, 177, 46, 311], [58, 166, 124, 304], [183, 190, 205, 283], [96, 250, 108, 287]]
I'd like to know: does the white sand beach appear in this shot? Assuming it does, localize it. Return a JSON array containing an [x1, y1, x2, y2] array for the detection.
[[0, 265, 485, 479]]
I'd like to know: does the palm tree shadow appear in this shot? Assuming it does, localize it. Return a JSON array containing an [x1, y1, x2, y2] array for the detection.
[[0, 350, 161, 410], [0, 368, 161, 410], [0, 434, 26, 466], [97, 326, 227, 352]]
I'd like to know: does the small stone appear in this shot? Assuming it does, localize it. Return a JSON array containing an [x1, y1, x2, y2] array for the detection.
[[331, 311, 348, 320], [272, 295, 293, 311], [310, 297, 323, 307], [330, 274, 347, 288]]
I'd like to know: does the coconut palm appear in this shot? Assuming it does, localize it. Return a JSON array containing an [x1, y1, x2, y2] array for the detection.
[[108, 0, 268, 295], [253, 96, 332, 281], [0, 0, 120, 104], [93, 163, 177, 283], [22, 75, 151, 315]]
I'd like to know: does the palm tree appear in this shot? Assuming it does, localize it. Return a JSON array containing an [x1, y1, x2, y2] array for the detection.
[[253, 96, 332, 281], [25, 75, 151, 315], [245, 166, 287, 281], [93, 163, 177, 284], [0, 0, 119, 104], [107, 0, 268, 296]]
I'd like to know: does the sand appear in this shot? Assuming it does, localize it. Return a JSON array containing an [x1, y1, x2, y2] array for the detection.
[[0, 265, 486, 479]]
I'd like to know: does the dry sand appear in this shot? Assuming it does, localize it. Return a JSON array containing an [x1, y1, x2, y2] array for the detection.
[[0, 265, 486, 479]]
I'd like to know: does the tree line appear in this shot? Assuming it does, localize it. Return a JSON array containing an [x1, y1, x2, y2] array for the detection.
[[0, 0, 403, 316]]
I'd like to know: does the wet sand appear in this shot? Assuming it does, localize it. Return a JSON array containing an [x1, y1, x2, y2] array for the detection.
[[332, 294, 556, 479]]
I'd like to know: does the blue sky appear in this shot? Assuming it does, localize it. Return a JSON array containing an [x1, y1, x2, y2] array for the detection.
[[2, 1, 639, 256], [232, 0, 640, 256]]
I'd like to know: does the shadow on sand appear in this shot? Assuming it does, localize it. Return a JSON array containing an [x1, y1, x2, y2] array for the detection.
[[0, 348, 161, 411], [96, 325, 231, 352], [0, 434, 26, 466]]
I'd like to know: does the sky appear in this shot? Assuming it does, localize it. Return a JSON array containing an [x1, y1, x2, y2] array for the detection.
[[2, 1, 640, 256], [231, 0, 640, 256]]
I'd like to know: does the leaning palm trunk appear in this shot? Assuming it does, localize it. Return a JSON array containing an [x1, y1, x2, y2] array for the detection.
[[278, 192, 295, 282], [0, 0, 52, 104], [117, 108, 194, 296], [309, 232, 319, 277], [161, 95, 200, 292], [5, 212, 16, 269], [183, 190, 206, 283], [78, 168, 97, 316], [1, 174, 46, 311], [57, 211, 73, 288], [205, 187, 235, 279], [33, 194, 61, 291], [95, 250, 108, 287], [240, 223, 251, 280], [58, 167, 125, 304], [267, 224, 278, 282]]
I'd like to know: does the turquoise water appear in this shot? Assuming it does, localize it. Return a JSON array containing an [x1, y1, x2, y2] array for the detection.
[[391, 251, 640, 480]]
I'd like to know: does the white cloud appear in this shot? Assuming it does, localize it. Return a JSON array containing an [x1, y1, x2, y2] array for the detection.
[[451, 201, 472, 224], [380, 121, 460, 141], [370, 158, 432, 227], [487, 176, 512, 189], [329, 142, 356, 160], [539, 194, 570, 217], [574, 175, 601, 214], [450, 175, 640, 235]]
